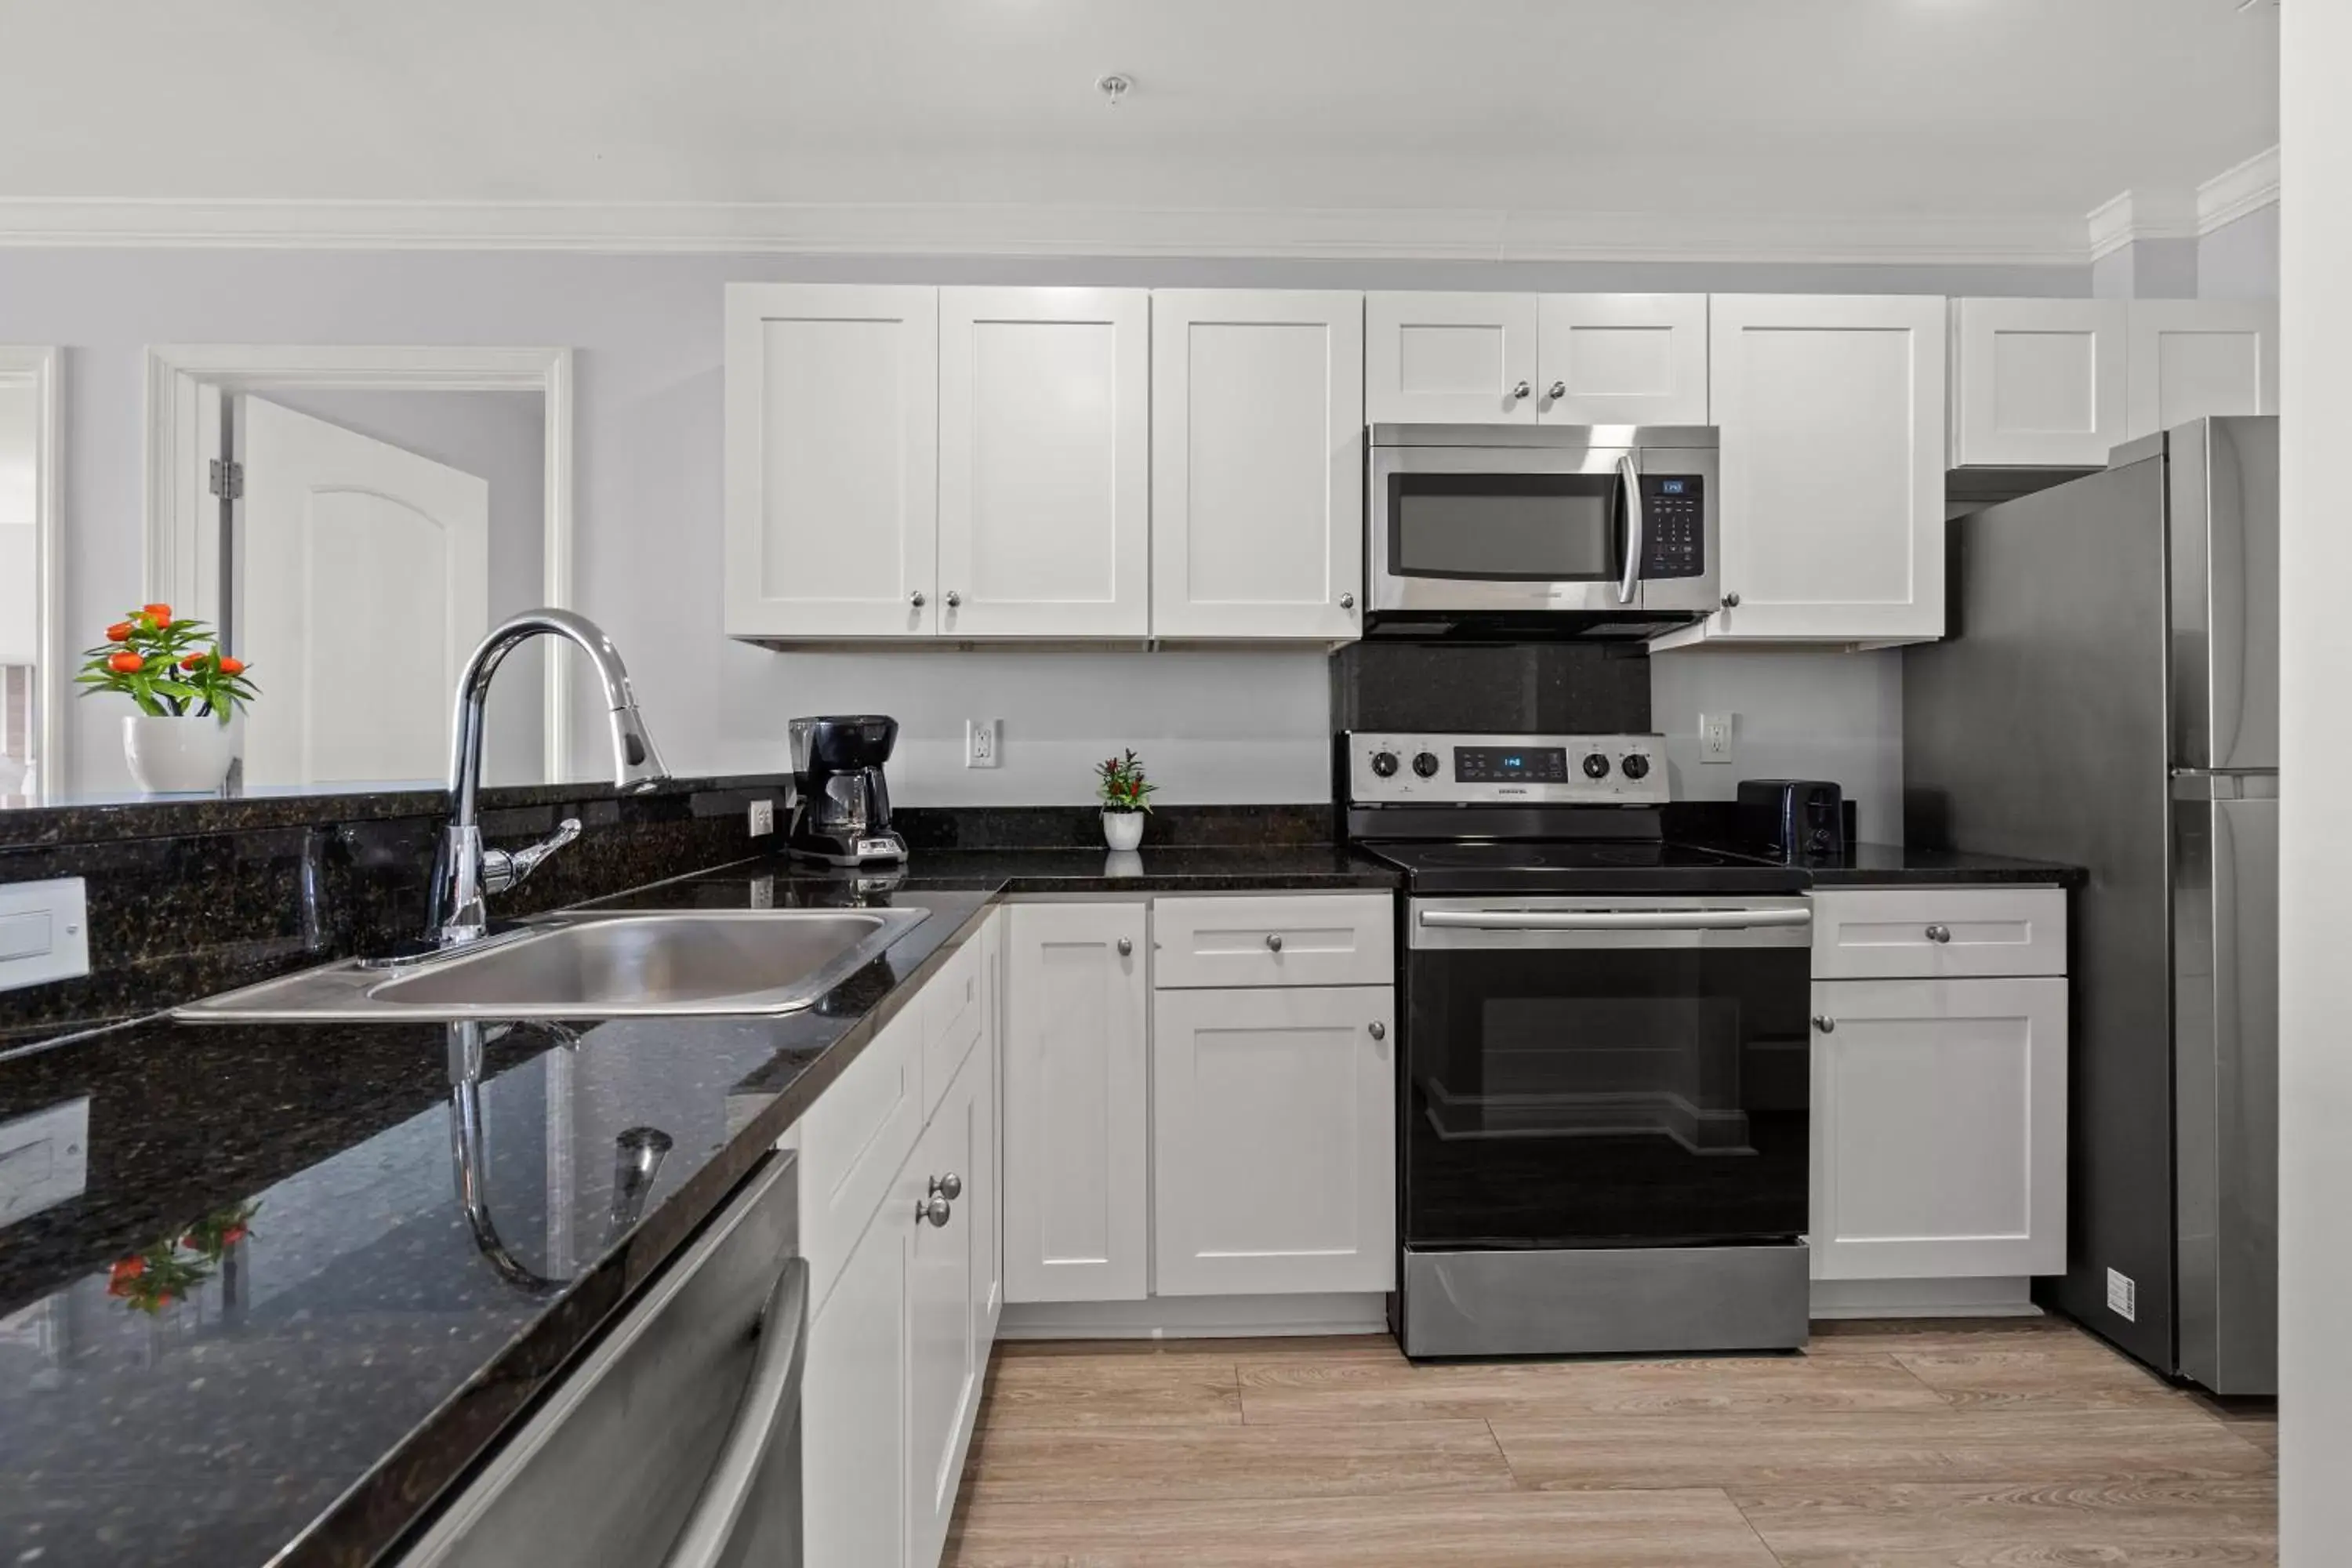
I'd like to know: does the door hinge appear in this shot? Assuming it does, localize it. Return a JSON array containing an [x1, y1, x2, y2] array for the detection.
[[209, 459, 244, 500]]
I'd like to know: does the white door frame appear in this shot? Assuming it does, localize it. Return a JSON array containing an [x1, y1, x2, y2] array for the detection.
[[0, 345, 62, 793], [142, 345, 575, 785]]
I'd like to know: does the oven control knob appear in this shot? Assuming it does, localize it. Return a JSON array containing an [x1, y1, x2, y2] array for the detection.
[[1621, 753, 1651, 781], [1370, 750, 1399, 779], [1412, 751, 1441, 779], [1581, 753, 1611, 780]]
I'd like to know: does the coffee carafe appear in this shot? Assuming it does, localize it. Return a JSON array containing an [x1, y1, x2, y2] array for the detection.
[[787, 715, 908, 866]]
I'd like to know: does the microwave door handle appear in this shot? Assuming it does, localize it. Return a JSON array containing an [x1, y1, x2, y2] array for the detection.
[[1616, 454, 1642, 606], [659, 1254, 810, 1568]]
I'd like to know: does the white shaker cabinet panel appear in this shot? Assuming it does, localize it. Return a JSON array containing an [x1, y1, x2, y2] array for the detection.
[[906, 1051, 980, 1568], [1152, 985, 1397, 1297], [936, 288, 1150, 638], [1001, 901, 1150, 1303], [802, 1181, 911, 1568], [2125, 300, 2280, 441], [724, 284, 939, 638], [1951, 298, 2129, 467], [1366, 292, 1541, 424], [1671, 294, 1947, 646], [1809, 977, 2068, 1281], [975, 909, 1004, 1342], [1151, 291, 1365, 639], [1536, 294, 1710, 426]]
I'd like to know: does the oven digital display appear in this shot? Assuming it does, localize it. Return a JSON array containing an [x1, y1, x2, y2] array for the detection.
[[1454, 746, 1569, 782]]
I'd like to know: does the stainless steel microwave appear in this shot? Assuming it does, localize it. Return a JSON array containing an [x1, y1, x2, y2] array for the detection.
[[1367, 424, 1719, 637]]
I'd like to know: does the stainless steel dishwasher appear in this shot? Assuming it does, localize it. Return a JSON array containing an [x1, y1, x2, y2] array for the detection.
[[397, 1152, 806, 1568]]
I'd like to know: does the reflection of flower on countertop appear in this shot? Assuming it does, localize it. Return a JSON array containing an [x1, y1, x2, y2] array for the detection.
[[105, 1201, 259, 1315]]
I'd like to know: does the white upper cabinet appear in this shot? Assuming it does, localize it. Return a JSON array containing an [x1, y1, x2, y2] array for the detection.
[[724, 284, 939, 638], [1950, 298, 2129, 468], [2125, 299, 2280, 441], [1365, 292, 1541, 423], [1151, 290, 1365, 640], [937, 287, 1150, 638], [1536, 294, 1711, 426], [1658, 294, 1947, 648]]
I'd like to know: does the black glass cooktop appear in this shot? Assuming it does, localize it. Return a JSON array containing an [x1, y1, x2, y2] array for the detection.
[[1360, 837, 1809, 895]]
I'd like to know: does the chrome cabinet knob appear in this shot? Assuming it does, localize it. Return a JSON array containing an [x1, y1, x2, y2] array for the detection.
[[944, 590, 962, 608], [916, 1193, 953, 1227], [1511, 379, 1532, 401], [1547, 380, 1566, 400], [909, 590, 926, 608], [1368, 1021, 1387, 1040], [1925, 924, 1952, 944], [1722, 593, 1741, 609], [930, 1173, 963, 1201], [1339, 591, 1356, 610], [1265, 933, 1283, 953], [1116, 936, 1132, 956], [1812, 1015, 1836, 1033]]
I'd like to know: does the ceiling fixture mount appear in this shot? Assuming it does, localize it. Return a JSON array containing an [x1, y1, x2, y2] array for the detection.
[[1096, 73, 1133, 107]]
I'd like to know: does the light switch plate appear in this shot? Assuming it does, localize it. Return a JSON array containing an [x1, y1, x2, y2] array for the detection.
[[0, 878, 89, 993]]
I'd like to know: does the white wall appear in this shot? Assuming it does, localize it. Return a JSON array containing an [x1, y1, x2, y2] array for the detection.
[[2278, 7, 2346, 1556], [2199, 204, 2281, 299], [0, 381, 32, 668], [0, 247, 2088, 799], [1649, 648, 1904, 844]]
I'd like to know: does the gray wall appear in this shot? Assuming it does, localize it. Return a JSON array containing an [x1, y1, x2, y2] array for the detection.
[[0, 246, 2091, 803], [2198, 205, 2281, 299]]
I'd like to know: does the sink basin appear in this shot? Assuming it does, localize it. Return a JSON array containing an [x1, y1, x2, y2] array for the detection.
[[173, 907, 932, 1022]]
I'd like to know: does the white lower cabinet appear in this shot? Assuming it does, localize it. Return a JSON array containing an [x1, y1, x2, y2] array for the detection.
[[802, 1171, 910, 1568], [1152, 985, 1396, 1296], [906, 1048, 982, 1568], [1809, 975, 2068, 1282]]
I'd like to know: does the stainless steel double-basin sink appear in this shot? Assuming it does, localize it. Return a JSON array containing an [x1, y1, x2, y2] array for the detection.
[[174, 906, 932, 1023]]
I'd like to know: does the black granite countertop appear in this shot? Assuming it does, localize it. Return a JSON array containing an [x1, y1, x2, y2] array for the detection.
[[0, 845, 1398, 1568], [1793, 842, 2086, 887]]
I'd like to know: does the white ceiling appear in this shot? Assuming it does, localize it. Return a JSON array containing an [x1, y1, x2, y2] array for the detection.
[[0, 0, 2279, 260]]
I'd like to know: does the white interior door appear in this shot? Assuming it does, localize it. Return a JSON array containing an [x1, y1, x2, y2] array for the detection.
[[236, 394, 490, 786]]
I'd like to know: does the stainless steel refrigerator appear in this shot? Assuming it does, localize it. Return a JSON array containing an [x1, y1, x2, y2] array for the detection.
[[1904, 415, 2277, 1396]]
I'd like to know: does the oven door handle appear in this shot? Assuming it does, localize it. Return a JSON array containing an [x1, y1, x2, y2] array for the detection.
[[1418, 907, 1812, 932], [1616, 452, 1642, 606]]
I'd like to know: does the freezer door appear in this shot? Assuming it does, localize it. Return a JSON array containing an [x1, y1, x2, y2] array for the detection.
[[2169, 417, 2280, 772], [2172, 777, 2279, 1395]]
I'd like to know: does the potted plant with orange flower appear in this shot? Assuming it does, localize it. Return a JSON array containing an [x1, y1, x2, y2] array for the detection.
[[1094, 747, 1156, 851], [78, 604, 260, 793]]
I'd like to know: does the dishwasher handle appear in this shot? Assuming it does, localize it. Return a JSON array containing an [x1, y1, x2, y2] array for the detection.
[[1418, 906, 1813, 933], [659, 1254, 810, 1568]]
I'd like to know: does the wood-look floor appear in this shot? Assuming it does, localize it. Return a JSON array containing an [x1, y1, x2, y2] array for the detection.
[[942, 1318, 2278, 1566]]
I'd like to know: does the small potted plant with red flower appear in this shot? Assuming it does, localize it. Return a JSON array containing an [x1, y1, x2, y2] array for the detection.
[[77, 604, 259, 793], [1094, 748, 1156, 851]]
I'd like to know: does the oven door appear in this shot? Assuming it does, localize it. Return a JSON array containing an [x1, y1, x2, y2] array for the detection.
[[1403, 896, 1812, 1250], [1370, 443, 1640, 614]]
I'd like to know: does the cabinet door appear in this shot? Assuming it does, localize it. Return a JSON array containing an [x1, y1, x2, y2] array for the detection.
[[1151, 291, 1366, 640], [906, 1055, 979, 1568], [1365, 292, 1541, 423], [2126, 300, 2280, 440], [1809, 977, 2067, 1281], [1536, 294, 1710, 426], [1002, 901, 1150, 1302], [1152, 986, 1396, 1297], [803, 1190, 910, 1568], [724, 284, 938, 638], [1951, 298, 2129, 467], [1702, 295, 1947, 642], [975, 909, 1004, 1342], [936, 288, 1150, 637]]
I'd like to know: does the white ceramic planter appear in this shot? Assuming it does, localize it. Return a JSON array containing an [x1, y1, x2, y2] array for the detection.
[[1102, 810, 1145, 851], [123, 713, 238, 794]]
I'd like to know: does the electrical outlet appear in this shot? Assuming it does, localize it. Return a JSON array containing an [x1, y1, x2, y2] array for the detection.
[[964, 718, 1001, 769], [747, 799, 775, 837], [2107, 1267, 2137, 1322], [1699, 712, 1735, 764]]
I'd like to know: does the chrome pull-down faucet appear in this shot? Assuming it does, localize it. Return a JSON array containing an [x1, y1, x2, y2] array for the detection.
[[428, 609, 669, 949]]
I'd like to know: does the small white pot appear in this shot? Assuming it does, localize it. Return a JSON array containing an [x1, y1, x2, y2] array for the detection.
[[123, 712, 238, 794], [1102, 810, 1146, 851]]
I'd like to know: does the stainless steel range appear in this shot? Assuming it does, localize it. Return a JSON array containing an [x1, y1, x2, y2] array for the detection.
[[1343, 731, 1814, 1359]]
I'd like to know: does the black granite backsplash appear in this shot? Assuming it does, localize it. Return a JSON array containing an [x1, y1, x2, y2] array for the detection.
[[892, 801, 1331, 851], [1330, 640, 1652, 735]]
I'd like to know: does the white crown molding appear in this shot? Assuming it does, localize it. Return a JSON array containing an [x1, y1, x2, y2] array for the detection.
[[0, 196, 2092, 267], [2196, 143, 2280, 234], [2085, 187, 2198, 260]]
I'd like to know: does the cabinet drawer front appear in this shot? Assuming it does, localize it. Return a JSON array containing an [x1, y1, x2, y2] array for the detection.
[[799, 1010, 923, 1316], [1152, 893, 1394, 989], [1811, 887, 2066, 979], [920, 931, 986, 1123]]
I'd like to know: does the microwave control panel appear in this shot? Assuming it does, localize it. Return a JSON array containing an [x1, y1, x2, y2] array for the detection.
[[1639, 474, 1706, 579], [1346, 731, 1669, 806]]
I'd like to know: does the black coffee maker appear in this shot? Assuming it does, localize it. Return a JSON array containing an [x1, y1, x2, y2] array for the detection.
[[787, 715, 908, 866]]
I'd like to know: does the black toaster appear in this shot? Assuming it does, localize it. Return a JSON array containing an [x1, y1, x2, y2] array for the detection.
[[1737, 779, 1846, 862]]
